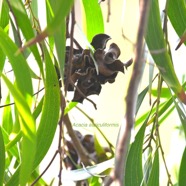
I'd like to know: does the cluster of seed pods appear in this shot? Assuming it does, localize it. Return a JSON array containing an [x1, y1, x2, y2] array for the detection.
[[64, 34, 132, 103]]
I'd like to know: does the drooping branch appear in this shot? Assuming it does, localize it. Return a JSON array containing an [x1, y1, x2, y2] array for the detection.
[[105, 1, 150, 185]]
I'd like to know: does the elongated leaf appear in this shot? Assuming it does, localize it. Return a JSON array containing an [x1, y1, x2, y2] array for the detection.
[[145, 0, 186, 104], [82, 0, 104, 41], [147, 150, 159, 186], [0, 28, 33, 104], [173, 99, 186, 136], [167, 0, 186, 47], [136, 86, 149, 115], [0, 0, 9, 73], [8, 0, 43, 76], [0, 0, 9, 29], [151, 87, 171, 99], [0, 127, 5, 186], [53, 20, 66, 77], [47, 0, 66, 77], [2, 94, 13, 134], [179, 147, 186, 186], [64, 102, 78, 115], [18, 0, 73, 62], [1, 74, 36, 186], [125, 123, 146, 186], [62, 158, 114, 181], [5, 131, 22, 152], [1, 127, 20, 160], [33, 45, 60, 168], [46, 0, 74, 34]]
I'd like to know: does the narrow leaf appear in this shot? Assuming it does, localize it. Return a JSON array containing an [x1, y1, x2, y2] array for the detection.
[[0, 28, 33, 104], [125, 123, 146, 186], [8, 0, 43, 76], [2, 94, 13, 134], [136, 86, 149, 115], [147, 150, 159, 186], [167, 0, 186, 48], [145, 0, 186, 104], [0, 127, 5, 186], [62, 158, 114, 182], [33, 45, 60, 168], [82, 0, 104, 41], [1, 74, 36, 186], [179, 147, 186, 186]]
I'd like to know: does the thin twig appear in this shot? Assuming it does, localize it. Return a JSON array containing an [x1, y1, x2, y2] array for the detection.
[[65, 7, 75, 96], [154, 75, 173, 186], [30, 151, 58, 186], [107, 0, 111, 22], [105, 1, 150, 185]]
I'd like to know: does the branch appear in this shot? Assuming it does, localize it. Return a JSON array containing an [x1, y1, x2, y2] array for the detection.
[[105, 1, 150, 185], [63, 114, 92, 166]]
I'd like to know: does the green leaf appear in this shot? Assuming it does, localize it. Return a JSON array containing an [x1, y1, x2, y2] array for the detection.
[[125, 123, 146, 186], [45, 0, 74, 35], [179, 147, 186, 186], [1, 74, 36, 186], [0, 127, 5, 186], [88, 176, 101, 186], [47, 0, 66, 77], [167, 0, 186, 46], [173, 99, 186, 136], [0, 0, 9, 29], [1, 127, 20, 160], [2, 94, 13, 134], [82, 0, 104, 41], [53, 20, 66, 77], [33, 45, 60, 168], [147, 150, 159, 186], [145, 0, 186, 104], [64, 102, 78, 115], [136, 86, 149, 115], [5, 44, 59, 186], [0, 0, 9, 73], [5, 131, 22, 152], [8, 0, 43, 76], [0, 28, 33, 104], [151, 87, 171, 99]]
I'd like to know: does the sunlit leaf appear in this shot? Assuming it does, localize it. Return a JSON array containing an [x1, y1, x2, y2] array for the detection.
[[0, 0, 9, 73], [2, 94, 13, 134], [0, 0, 9, 29], [82, 0, 104, 42], [33, 44, 60, 168], [0, 127, 5, 186], [146, 0, 186, 104], [179, 147, 186, 186], [1, 127, 20, 160], [1, 74, 36, 186], [151, 87, 171, 99], [0, 28, 33, 105]]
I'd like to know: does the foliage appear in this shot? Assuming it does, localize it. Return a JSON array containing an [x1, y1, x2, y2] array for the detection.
[[0, 0, 186, 186]]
